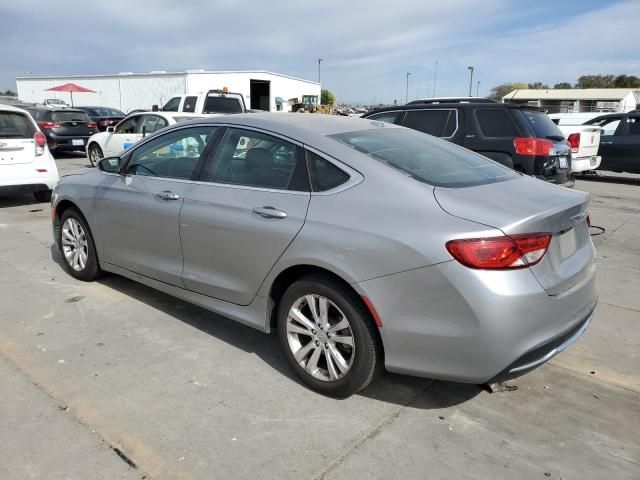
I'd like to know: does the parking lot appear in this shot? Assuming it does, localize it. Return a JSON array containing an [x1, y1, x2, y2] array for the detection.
[[1, 153, 639, 480]]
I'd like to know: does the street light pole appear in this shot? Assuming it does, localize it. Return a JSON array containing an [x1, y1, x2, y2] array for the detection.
[[433, 60, 438, 97], [318, 58, 323, 84], [467, 66, 474, 97], [406, 72, 411, 104], [476, 80, 481, 97]]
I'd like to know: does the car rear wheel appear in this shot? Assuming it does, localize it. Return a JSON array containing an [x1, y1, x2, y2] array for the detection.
[[277, 275, 382, 397], [88, 143, 103, 167], [58, 208, 102, 281], [33, 190, 52, 202]]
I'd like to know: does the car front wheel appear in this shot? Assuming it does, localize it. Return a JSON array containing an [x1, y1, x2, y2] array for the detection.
[[58, 208, 102, 281], [277, 275, 382, 397]]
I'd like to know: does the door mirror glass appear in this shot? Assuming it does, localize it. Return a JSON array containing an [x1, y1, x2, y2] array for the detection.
[[97, 156, 121, 173], [106, 126, 115, 133]]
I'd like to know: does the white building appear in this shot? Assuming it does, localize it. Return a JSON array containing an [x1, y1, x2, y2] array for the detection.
[[502, 88, 639, 114], [16, 70, 320, 113]]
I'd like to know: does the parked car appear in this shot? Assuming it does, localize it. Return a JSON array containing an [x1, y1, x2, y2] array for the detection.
[[547, 117, 602, 174], [74, 106, 125, 131], [0, 104, 59, 202], [363, 98, 574, 186], [155, 89, 247, 114], [52, 114, 596, 397], [43, 98, 68, 108], [583, 111, 640, 174], [26, 107, 97, 154], [85, 111, 206, 166]]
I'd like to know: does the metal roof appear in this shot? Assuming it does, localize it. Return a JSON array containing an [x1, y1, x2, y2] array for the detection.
[[503, 88, 639, 101]]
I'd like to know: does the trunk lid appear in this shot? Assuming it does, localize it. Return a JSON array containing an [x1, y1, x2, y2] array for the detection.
[[434, 176, 594, 295], [0, 110, 37, 164]]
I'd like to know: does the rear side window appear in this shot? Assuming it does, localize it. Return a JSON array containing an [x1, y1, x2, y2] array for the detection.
[[476, 109, 520, 137], [182, 96, 197, 113], [0, 111, 36, 138], [366, 111, 402, 124], [49, 111, 91, 123], [518, 110, 564, 139], [330, 128, 517, 188], [306, 151, 350, 192], [402, 109, 457, 137]]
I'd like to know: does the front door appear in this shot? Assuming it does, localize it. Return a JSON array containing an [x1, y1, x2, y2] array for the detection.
[[180, 127, 311, 305], [94, 125, 218, 286], [103, 115, 143, 156]]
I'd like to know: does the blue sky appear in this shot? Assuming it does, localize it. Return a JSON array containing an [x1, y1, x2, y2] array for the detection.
[[1, 0, 638, 104]]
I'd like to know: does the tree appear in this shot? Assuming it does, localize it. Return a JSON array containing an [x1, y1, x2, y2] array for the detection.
[[321, 89, 336, 106], [575, 74, 615, 89], [2, 89, 17, 96], [614, 74, 640, 88], [553, 82, 572, 89], [488, 82, 528, 101], [528, 82, 550, 89]]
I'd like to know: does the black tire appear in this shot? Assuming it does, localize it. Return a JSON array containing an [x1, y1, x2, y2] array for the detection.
[[33, 190, 52, 202], [88, 143, 103, 167], [277, 274, 382, 397], [58, 208, 102, 281]]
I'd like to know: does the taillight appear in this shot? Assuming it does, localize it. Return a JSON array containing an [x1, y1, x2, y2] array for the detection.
[[38, 121, 62, 129], [34, 131, 46, 156], [446, 233, 551, 270], [567, 133, 580, 154], [514, 138, 554, 156], [88, 122, 98, 129]]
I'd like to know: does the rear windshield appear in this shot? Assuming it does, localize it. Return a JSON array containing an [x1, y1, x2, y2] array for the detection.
[[330, 128, 517, 188], [0, 111, 36, 138], [48, 111, 91, 122], [519, 110, 564, 139], [203, 96, 243, 114]]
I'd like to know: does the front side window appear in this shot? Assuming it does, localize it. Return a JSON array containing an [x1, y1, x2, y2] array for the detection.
[[586, 116, 622, 136], [306, 151, 349, 192], [140, 115, 167, 135], [208, 128, 307, 190], [163, 97, 181, 112], [330, 128, 517, 188], [125, 126, 216, 180], [115, 116, 140, 134], [402, 109, 456, 137]]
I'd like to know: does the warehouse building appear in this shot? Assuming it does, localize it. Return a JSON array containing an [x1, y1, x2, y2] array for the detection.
[[502, 88, 640, 114], [16, 70, 320, 113]]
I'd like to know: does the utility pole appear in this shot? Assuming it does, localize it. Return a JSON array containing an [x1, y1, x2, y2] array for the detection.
[[433, 60, 438, 97], [467, 66, 474, 97], [476, 80, 481, 97], [406, 72, 411, 104], [318, 58, 323, 84]]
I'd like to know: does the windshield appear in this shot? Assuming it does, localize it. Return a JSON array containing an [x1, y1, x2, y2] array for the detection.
[[50, 111, 91, 122], [0, 111, 36, 138], [520, 110, 564, 139], [330, 128, 518, 188], [203, 96, 243, 114]]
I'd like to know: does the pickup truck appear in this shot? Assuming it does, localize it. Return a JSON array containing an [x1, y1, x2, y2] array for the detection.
[[549, 114, 602, 174], [154, 89, 247, 114]]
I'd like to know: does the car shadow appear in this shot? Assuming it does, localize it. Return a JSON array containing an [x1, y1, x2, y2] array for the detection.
[[49, 245, 481, 408], [577, 172, 640, 186], [0, 193, 47, 208]]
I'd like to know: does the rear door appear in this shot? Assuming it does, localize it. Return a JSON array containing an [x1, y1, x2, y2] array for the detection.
[[0, 110, 37, 165], [94, 125, 218, 286], [179, 126, 311, 305], [103, 115, 143, 156]]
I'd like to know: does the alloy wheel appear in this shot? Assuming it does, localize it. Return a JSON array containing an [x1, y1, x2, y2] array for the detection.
[[61, 218, 89, 272], [286, 294, 355, 381]]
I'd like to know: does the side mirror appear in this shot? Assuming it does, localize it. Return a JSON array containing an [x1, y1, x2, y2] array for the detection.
[[106, 126, 115, 133], [142, 126, 147, 138], [152, 104, 159, 112], [97, 156, 121, 173]]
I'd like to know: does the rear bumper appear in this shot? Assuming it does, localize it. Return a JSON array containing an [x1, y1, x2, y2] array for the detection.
[[0, 183, 51, 195], [0, 159, 59, 193], [44, 133, 93, 151], [571, 156, 601, 173], [355, 259, 597, 384]]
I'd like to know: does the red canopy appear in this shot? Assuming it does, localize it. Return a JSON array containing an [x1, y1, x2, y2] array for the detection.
[[44, 83, 95, 106], [45, 83, 95, 93]]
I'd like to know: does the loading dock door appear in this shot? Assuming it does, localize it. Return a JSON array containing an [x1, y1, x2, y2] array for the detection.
[[250, 80, 270, 111]]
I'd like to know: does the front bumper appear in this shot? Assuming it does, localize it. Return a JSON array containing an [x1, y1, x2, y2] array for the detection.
[[355, 259, 597, 384]]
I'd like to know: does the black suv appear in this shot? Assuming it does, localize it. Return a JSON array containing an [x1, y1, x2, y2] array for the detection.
[[26, 108, 97, 154], [363, 98, 573, 185], [584, 110, 640, 174]]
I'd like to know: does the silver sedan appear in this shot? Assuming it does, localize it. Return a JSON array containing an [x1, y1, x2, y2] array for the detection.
[[52, 113, 597, 397]]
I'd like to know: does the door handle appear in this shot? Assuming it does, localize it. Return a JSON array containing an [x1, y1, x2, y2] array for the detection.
[[252, 206, 287, 219], [155, 191, 180, 201], [601, 141, 613, 145]]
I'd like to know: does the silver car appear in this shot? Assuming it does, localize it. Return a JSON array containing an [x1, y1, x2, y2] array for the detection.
[[52, 114, 597, 397]]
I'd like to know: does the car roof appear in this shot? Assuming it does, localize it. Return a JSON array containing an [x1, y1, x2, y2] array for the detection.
[[365, 102, 541, 116], [0, 104, 32, 114]]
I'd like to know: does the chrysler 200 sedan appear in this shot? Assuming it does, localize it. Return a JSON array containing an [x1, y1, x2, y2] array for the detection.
[[52, 113, 597, 397]]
